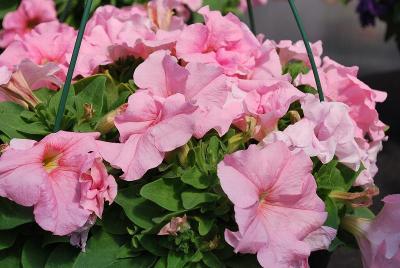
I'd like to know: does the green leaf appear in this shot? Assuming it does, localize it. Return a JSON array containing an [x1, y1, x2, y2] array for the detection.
[[106, 254, 157, 268], [137, 235, 168, 257], [282, 60, 310, 80], [140, 178, 185, 211], [154, 257, 167, 268], [73, 229, 127, 268], [101, 205, 130, 235], [0, 198, 33, 230], [0, 0, 18, 19], [75, 76, 106, 120], [167, 251, 190, 268], [116, 187, 164, 229], [34, 88, 57, 102], [0, 244, 21, 268], [21, 239, 52, 268], [324, 197, 340, 229], [41, 234, 69, 247], [351, 207, 375, 219], [0, 230, 17, 251], [45, 244, 79, 268], [202, 252, 224, 268], [194, 217, 215, 236], [181, 167, 210, 190], [181, 192, 219, 210]]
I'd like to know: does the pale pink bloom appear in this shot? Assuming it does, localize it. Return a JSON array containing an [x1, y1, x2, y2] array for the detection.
[[251, 39, 285, 80], [295, 57, 387, 144], [0, 60, 61, 108], [343, 195, 400, 268], [235, 79, 304, 140], [70, 214, 97, 251], [176, 6, 261, 77], [134, 50, 233, 137], [97, 91, 195, 181], [355, 141, 382, 186], [0, 131, 116, 236], [264, 94, 362, 170], [76, 5, 181, 76], [0, 21, 76, 80], [218, 142, 327, 267], [158, 215, 189, 236], [276, 40, 323, 68], [303, 226, 337, 252], [0, 0, 57, 48], [239, 0, 268, 12]]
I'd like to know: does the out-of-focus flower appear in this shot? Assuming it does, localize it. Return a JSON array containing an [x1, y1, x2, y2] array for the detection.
[[356, 0, 396, 26], [342, 194, 400, 268], [218, 142, 327, 267], [0, 0, 57, 48]]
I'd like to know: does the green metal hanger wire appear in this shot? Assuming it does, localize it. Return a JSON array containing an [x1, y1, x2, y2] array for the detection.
[[53, 0, 93, 132], [53, 0, 325, 132]]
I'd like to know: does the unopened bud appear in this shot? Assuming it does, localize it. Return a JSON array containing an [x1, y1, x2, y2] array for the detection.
[[95, 104, 127, 134], [288, 110, 301, 123]]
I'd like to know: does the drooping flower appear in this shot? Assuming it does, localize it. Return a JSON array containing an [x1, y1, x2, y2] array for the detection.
[[356, 0, 396, 27], [97, 91, 195, 181], [218, 142, 327, 267], [0, 21, 76, 80], [176, 6, 262, 77], [264, 94, 362, 171], [342, 195, 400, 268], [0, 60, 61, 108], [0, 131, 117, 236], [0, 0, 57, 48]]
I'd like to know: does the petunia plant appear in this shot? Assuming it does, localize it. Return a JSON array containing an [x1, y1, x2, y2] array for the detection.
[[0, 0, 398, 268]]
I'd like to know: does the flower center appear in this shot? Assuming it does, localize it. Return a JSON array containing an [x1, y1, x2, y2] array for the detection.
[[259, 191, 268, 203], [42, 147, 62, 173]]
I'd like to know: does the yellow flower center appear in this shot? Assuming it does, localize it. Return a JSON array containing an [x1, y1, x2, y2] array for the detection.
[[42, 149, 61, 173]]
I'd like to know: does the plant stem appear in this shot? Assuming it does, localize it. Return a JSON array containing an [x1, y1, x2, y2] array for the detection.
[[247, 0, 256, 34], [54, 0, 93, 132], [287, 0, 325, 102]]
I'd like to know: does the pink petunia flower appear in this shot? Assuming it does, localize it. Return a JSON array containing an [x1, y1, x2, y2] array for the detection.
[[235, 78, 304, 140], [96, 91, 195, 181], [0, 0, 57, 48], [295, 57, 387, 144], [0, 131, 117, 236], [218, 142, 327, 267], [0, 60, 61, 108], [342, 195, 400, 268], [133, 50, 234, 138], [0, 21, 76, 81], [276, 40, 323, 68], [176, 6, 262, 77], [264, 94, 362, 171], [76, 4, 182, 77]]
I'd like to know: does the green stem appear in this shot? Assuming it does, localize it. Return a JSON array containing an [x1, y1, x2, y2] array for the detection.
[[287, 0, 325, 102], [246, 0, 256, 34], [54, 0, 93, 132], [60, 0, 73, 22]]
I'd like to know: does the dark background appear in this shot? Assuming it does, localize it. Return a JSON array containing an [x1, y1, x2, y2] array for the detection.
[[245, 1, 400, 267]]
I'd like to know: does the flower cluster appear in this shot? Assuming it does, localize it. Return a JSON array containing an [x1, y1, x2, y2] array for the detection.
[[0, 1, 396, 268]]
